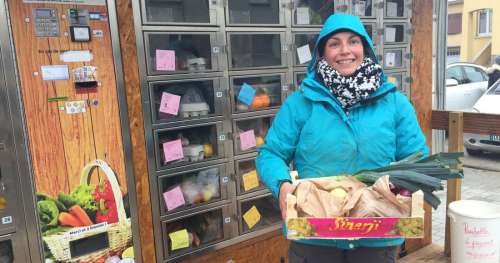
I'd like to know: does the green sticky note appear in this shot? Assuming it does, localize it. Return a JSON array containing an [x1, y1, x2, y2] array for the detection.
[[169, 229, 189, 251]]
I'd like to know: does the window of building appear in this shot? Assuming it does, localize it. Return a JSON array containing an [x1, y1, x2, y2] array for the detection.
[[447, 47, 460, 57], [446, 47, 460, 64], [448, 14, 462, 34], [477, 9, 492, 36]]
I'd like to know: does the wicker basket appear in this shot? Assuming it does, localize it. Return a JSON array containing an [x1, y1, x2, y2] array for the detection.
[[43, 160, 132, 262]]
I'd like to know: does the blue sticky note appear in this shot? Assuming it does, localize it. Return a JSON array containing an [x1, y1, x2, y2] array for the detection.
[[238, 83, 256, 106]]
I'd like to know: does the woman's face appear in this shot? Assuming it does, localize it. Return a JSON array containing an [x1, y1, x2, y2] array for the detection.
[[323, 31, 364, 76]]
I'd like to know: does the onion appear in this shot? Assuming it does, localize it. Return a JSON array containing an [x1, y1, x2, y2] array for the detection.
[[399, 189, 412, 197]]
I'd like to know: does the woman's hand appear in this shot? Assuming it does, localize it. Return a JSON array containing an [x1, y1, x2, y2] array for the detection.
[[279, 182, 294, 220]]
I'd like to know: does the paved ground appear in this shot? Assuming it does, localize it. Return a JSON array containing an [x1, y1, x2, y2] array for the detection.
[[432, 165, 500, 245]]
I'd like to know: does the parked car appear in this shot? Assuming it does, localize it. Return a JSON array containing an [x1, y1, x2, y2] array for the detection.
[[445, 63, 489, 111], [464, 79, 500, 155]]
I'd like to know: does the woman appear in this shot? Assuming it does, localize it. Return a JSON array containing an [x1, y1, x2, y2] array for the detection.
[[256, 14, 428, 263], [487, 56, 500, 88]]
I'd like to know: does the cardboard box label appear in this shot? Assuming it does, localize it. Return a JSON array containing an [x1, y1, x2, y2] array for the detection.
[[287, 217, 423, 239]]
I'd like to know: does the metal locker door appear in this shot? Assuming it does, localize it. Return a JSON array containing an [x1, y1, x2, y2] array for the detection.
[[0, 1, 37, 261], [0, 40, 31, 263]]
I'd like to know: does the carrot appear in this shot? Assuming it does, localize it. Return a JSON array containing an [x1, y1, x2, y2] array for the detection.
[[68, 205, 94, 226], [58, 212, 82, 227]]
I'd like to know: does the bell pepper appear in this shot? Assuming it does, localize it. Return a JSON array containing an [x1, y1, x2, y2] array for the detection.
[[93, 180, 120, 224]]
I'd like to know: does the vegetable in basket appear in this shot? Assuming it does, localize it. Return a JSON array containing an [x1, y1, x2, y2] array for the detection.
[[58, 184, 98, 220], [57, 205, 94, 227], [37, 200, 60, 232], [68, 204, 94, 226], [94, 179, 120, 224], [58, 212, 82, 227], [37, 193, 67, 212]]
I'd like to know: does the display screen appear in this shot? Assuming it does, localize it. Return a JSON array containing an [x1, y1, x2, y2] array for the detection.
[[36, 9, 52, 17]]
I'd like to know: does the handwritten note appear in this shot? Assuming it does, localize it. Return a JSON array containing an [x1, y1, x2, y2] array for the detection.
[[242, 170, 259, 191], [385, 52, 396, 67], [297, 44, 312, 64], [156, 49, 176, 71], [169, 229, 189, 251], [296, 7, 310, 25], [385, 27, 396, 43], [386, 2, 399, 17], [243, 205, 261, 229], [163, 139, 184, 163], [41, 65, 69, 81], [237, 83, 256, 106], [159, 92, 181, 115], [163, 186, 185, 211], [354, 1, 366, 16], [240, 130, 257, 151], [463, 222, 499, 262]]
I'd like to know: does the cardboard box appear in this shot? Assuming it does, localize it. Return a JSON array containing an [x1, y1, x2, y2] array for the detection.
[[285, 172, 425, 240]]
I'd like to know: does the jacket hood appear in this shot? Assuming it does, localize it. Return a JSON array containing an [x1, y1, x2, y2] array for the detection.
[[486, 64, 500, 74], [303, 14, 395, 105], [307, 13, 378, 73]]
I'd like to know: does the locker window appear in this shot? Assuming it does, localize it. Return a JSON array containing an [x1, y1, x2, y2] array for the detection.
[[151, 80, 217, 123], [352, 0, 373, 17], [293, 0, 336, 25], [229, 34, 282, 69], [385, 0, 405, 18], [228, 0, 280, 24], [147, 33, 213, 73], [166, 209, 224, 256], [144, 0, 210, 24]]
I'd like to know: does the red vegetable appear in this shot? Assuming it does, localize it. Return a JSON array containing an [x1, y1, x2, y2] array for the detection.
[[399, 189, 412, 197], [93, 180, 120, 224]]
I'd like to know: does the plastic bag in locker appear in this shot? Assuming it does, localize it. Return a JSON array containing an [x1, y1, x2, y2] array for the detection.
[[180, 87, 210, 118], [180, 168, 220, 205], [197, 168, 220, 202]]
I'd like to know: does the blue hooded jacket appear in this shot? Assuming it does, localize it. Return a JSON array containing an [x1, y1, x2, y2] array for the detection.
[[256, 14, 429, 249]]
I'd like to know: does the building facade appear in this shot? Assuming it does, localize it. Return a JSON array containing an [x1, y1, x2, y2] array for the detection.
[[447, 0, 499, 66]]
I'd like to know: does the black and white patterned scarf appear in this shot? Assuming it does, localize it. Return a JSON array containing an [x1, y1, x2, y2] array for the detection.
[[317, 57, 382, 111]]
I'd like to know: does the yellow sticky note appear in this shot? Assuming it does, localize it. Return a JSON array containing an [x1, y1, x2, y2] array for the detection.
[[388, 76, 398, 85], [169, 229, 189, 251], [0, 196, 6, 210], [243, 205, 261, 229], [242, 170, 259, 191]]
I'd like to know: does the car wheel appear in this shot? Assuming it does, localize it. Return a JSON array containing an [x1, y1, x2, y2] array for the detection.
[[465, 148, 482, 155]]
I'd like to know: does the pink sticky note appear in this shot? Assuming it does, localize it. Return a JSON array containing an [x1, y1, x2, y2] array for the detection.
[[156, 49, 176, 71], [163, 139, 184, 162], [163, 186, 185, 211], [240, 130, 257, 151], [159, 92, 181, 115]]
